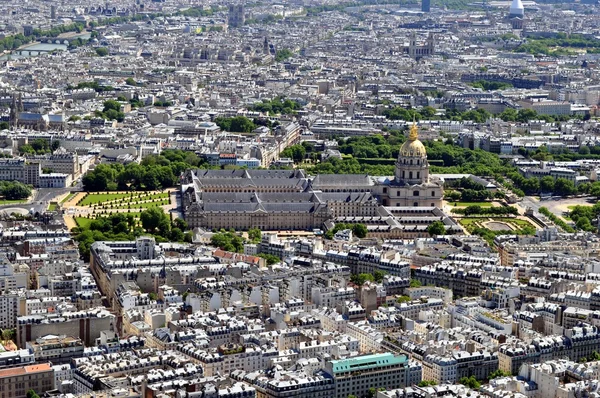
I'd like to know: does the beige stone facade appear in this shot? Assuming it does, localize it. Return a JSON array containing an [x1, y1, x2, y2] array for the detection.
[[181, 124, 443, 230]]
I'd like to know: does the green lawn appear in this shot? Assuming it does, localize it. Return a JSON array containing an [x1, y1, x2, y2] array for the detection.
[[48, 203, 58, 211], [450, 201, 493, 207], [60, 193, 75, 204], [75, 217, 93, 228], [82, 192, 169, 207], [109, 200, 170, 210], [0, 199, 28, 205], [75, 212, 142, 229], [459, 217, 534, 231], [79, 193, 135, 206]]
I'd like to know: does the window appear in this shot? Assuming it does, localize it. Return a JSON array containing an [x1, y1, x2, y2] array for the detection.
[[413, 191, 419, 196], [414, 202, 419, 207], [417, 172, 420, 179], [432, 191, 435, 197], [409, 172, 413, 179]]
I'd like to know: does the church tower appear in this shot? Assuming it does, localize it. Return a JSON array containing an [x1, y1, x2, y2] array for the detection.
[[394, 122, 429, 185]]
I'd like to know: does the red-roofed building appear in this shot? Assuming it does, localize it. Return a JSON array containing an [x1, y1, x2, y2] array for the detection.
[[0, 362, 54, 397], [213, 248, 265, 267]]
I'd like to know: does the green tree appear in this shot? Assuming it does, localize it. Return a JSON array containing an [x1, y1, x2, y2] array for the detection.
[[488, 369, 512, 379], [352, 223, 368, 238], [140, 207, 170, 234], [427, 220, 447, 236], [248, 228, 262, 243], [26, 390, 40, 398], [418, 380, 437, 387], [280, 144, 306, 163], [540, 176, 555, 193], [275, 48, 293, 62], [590, 182, 600, 198], [554, 178, 576, 196], [96, 47, 109, 56], [258, 253, 280, 265], [211, 231, 244, 252], [1, 182, 32, 200], [373, 270, 386, 283], [410, 279, 422, 288], [459, 376, 481, 389], [350, 273, 375, 286]]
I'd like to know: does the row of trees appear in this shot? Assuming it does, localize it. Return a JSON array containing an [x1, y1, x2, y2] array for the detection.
[[249, 97, 302, 115], [382, 104, 576, 124], [349, 270, 386, 286], [0, 181, 32, 200], [470, 80, 512, 91], [568, 203, 600, 233], [538, 207, 575, 233], [74, 208, 190, 261], [453, 205, 519, 216], [95, 100, 125, 121], [214, 116, 256, 133], [324, 223, 368, 239], [337, 133, 406, 159], [82, 149, 209, 191], [19, 138, 60, 155]]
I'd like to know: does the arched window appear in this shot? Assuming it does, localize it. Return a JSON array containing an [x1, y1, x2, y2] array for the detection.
[[410, 159, 413, 165], [432, 191, 435, 197]]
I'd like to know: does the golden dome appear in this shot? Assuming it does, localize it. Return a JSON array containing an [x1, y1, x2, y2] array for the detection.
[[399, 122, 427, 157]]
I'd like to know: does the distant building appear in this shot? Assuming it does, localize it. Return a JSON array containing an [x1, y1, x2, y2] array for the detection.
[[0, 363, 54, 398], [422, 0, 431, 12], [228, 5, 245, 28], [509, 0, 524, 18], [324, 353, 420, 398], [181, 124, 444, 231], [407, 32, 435, 60]]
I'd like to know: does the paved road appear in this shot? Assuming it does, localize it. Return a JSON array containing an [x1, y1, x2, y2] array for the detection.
[[519, 195, 595, 218], [0, 186, 82, 215]]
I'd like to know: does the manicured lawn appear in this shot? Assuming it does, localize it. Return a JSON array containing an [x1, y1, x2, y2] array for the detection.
[[79, 193, 134, 206], [81, 192, 170, 207], [75, 217, 93, 228], [110, 200, 170, 209], [61, 193, 75, 204], [48, 203, 58, 211], [459, 217, 534, 231], [450, 201, 493, 207], [75, 212, 142, 229], [458, 218, 479, 227], [0, 198, 28, 205]]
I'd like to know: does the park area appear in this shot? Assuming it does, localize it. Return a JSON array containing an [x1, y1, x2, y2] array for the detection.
[[77, 191, 170, 207], [458, 216, 537, 246], [62, 190, 175, 230]]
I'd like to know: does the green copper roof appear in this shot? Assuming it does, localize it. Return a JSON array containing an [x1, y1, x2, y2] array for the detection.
[[329, 353, 408, 374]]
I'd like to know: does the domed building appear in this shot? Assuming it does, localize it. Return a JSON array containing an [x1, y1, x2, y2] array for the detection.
[[509, 0, 524, 19], [371, 122, 443, 207], [181, 122, 449, 236]]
